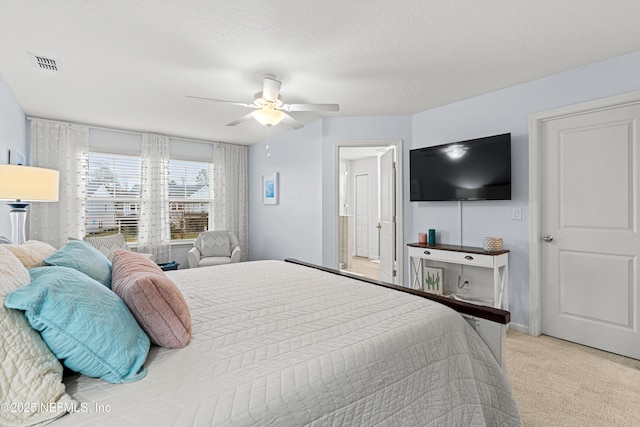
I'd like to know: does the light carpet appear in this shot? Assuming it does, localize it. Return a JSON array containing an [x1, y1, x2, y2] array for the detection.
[[506, 331, 640, 426]]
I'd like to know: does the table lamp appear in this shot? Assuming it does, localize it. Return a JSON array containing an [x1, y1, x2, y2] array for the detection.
[[0, 164, 60, 244]]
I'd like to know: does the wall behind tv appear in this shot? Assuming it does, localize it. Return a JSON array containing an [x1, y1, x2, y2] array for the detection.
[[0, 76, 27, 239]]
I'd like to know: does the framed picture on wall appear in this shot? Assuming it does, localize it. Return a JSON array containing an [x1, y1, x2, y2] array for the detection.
[[262, 172, 278, 205], [423, 266, 443, 295]]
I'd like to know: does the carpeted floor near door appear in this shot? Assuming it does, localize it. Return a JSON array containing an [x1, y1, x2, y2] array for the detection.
[[506, 331, 640, 426]]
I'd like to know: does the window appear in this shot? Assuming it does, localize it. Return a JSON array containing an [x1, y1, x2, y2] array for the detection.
[[85, 152, 142, 242], [169, 160, 211, 240], [85, 152, 212, 242]]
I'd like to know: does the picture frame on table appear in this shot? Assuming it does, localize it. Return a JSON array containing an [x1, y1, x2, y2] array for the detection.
[[423, 266, 444, 295], [262, 172, 278, 205]]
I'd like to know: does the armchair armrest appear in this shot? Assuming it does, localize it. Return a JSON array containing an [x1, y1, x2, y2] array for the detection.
[[230, 245, 241, 263], [187, 247, 201, 268]]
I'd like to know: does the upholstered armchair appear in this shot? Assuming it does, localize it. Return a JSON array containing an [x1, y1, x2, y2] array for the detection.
[[187, 230, 241, 268], [83, 233, 154, 262]]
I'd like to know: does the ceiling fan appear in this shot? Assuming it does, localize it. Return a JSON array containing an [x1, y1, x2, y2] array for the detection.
[[188, 74, 339, 129]]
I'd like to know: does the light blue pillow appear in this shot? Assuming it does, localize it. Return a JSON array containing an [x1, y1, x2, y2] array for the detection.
[[5, 266, 150, 384], [44, 240, 112, 287]]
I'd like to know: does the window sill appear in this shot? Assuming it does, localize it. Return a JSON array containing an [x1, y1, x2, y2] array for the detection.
[[128, 240, 195, 250], [170, 239, 196, 247]]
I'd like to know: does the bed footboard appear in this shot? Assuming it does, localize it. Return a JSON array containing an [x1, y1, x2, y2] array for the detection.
[[284, 258, 509, 366]]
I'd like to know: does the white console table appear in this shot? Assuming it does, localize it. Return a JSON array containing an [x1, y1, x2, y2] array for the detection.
[[408, 243, 509, 311], [408, 243, 510, 365]]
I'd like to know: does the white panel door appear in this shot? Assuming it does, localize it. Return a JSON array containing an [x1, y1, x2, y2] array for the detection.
[[541, 103, 640, 358], [355, 174, 369, 257], [379, 149, 396, 283]]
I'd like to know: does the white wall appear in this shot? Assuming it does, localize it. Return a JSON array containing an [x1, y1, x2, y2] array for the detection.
[[248, 120, 324, 265], [0, 76, 27, 239], [248, 114, 412, 271]]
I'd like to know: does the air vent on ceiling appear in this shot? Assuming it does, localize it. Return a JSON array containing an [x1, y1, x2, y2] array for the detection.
[[27, 52, 63, 72]]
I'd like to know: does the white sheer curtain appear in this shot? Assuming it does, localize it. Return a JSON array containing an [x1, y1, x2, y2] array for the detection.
[[29, 119, 89, 248], [212, 143, 248, 261], [138, 133, 171, 263]]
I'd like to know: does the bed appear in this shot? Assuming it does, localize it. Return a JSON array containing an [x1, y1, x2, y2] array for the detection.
[[2, 243, 520, 426]]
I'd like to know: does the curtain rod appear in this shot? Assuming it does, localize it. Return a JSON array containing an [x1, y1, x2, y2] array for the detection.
[[26, 116, 249, 148]]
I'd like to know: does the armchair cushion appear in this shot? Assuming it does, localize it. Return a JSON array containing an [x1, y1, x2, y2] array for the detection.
[[199, 256, 233, 268], [84, 234, 130, 261], [84, 233, 154, 262], [196, 231, 231, 257]]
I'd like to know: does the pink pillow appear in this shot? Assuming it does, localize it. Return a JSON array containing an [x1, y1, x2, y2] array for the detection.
[[111, 250, 191, 348]]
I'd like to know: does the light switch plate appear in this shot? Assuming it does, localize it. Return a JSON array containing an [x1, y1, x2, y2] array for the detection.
[[512, 208, 522, 220]]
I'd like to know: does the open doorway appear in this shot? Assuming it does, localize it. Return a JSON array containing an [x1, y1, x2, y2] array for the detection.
[[335, 141, 403, 284]]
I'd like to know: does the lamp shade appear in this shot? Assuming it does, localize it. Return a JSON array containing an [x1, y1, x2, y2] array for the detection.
[[0, 165, 60, 202], [252, 108, 285, 127]]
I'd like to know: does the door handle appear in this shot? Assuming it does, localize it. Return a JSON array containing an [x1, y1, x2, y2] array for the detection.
[[543, 235, 553, 242]]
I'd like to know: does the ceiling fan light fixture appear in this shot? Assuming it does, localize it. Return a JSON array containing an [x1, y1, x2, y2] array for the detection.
[[189, 75, 334, 129], [252, 108, 285, 127], [254, 92, 283, 109]]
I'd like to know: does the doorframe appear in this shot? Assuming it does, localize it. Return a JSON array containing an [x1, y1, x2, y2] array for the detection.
[[528, 90, 640, 337], [334, 140, 404, 284]]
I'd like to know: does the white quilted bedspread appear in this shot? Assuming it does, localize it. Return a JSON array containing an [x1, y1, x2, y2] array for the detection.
[[52, 260, 520, 426]]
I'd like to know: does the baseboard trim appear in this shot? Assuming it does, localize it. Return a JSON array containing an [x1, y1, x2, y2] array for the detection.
[[508, 322, 530, 335]]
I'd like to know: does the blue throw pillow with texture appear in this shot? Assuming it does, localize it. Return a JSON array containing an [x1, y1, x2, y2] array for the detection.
[[5, 266, 150, 384], [44, 239, 112, 288]]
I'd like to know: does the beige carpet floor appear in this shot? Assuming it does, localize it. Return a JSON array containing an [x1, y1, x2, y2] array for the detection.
[[506, 331, 640, 426]]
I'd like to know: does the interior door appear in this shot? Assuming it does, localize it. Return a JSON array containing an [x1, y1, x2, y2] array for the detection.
[[355, 174, 369, 257], [379, 149, 396, 283], [541, 102, 640, 359]]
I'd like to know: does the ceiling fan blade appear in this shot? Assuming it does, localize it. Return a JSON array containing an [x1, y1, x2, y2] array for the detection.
[[282, 103, 340, 112], [187, 95, 253, 108], [262, 78, 282, 103], [225, 113, 255, 126], [280, 113, 304, 130]]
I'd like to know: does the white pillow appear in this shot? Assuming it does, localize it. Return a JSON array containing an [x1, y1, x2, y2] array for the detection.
[[0, 246, 30, 296], [2, 240, 57, 269], [0, 246, 75, 426]]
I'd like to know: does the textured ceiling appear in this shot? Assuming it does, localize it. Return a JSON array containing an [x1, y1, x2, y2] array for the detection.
[[1, 0, 640, 145]]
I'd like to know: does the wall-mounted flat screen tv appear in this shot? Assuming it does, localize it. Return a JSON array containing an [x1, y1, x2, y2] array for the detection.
[[410, 133, 511, 201]]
